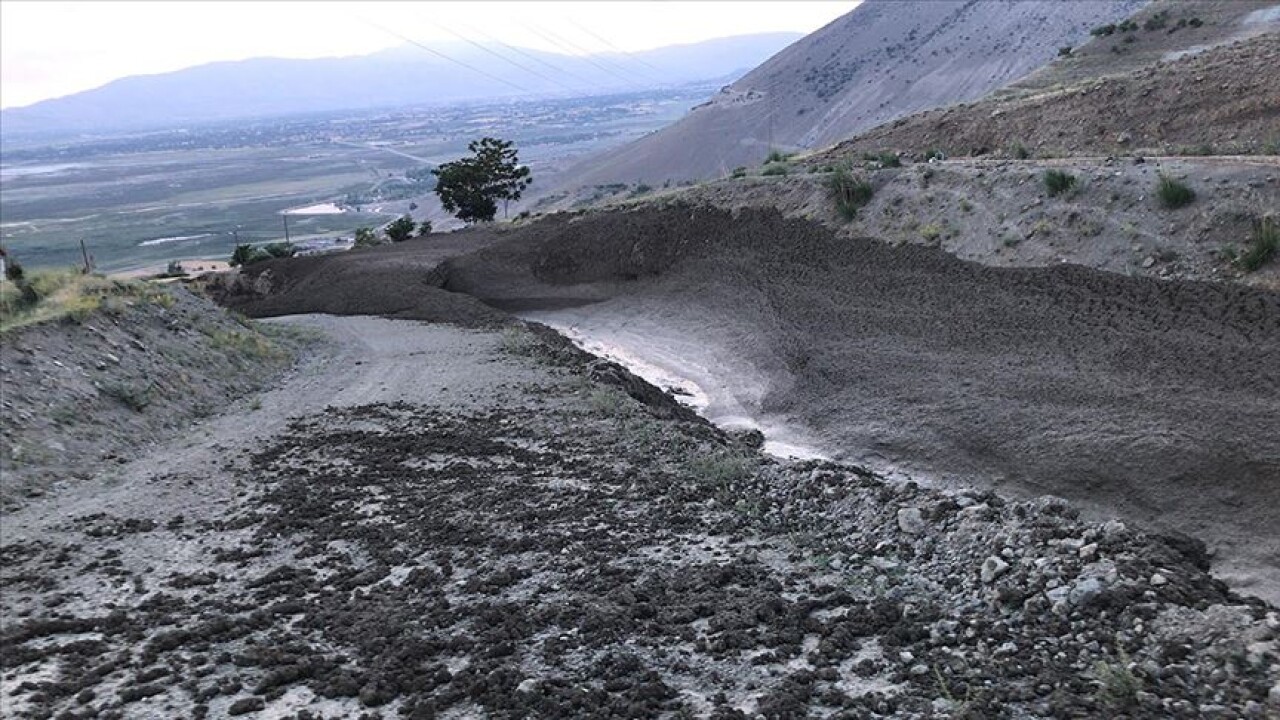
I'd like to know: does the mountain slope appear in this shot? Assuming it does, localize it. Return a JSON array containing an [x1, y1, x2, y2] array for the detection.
[[0, 33, 801, 137], [559, 0, 1147, 187]]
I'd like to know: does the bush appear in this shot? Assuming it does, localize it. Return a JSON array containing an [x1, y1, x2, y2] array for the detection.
[[1010, 143, 1030, 160], [1237, 217, 1278, 271], [1091, 23, 1116, 36], [1043, 169, 1077, 197], [1155, 175, 1195, 209], [761, 163, 790, 177], [384, 215, 416, 242], [864, 151, 901, 168], [764, 149, 793, 164], [1058, 46, 1073, 57], [730, 166, 748, 179], [826, 166, 875, 221]]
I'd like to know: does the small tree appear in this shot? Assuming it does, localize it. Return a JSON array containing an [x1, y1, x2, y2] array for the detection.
[[433, 137, 532, 223], [416, 220, 433, 238], [230, 244, 266, 267], [384, 215, 416, 242], [353, 227, 380, 248]]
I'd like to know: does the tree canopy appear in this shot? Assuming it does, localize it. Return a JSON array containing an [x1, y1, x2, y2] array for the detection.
[[384, 215, 417, 242], [433, 137, 532, 224]]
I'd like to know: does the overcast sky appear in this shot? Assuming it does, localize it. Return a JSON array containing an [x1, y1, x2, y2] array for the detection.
[[0, 1, 857, 109]]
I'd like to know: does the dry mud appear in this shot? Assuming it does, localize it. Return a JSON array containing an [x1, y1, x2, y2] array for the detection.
[[4, 315, 1279, 719], [226, 206, 1280, 604]]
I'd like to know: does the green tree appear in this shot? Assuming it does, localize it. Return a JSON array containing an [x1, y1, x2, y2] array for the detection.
[[416, 220, 433, 238], [353, 227, 380, 248], [230, 243, 267, 267], [384, 215, 416, 242], [433, 137, 532, 223]]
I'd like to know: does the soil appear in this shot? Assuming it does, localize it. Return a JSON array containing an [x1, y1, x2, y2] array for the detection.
[[4, 314, 1278, 719], [811, 32, 1280, 162], [0, 288, 302, 507], [223, 205, 1280, 605]]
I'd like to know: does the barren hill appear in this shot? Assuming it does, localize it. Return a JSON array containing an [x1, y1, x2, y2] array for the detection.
[[815, 14, 1280, 160], [557, 0, 1147, 188]]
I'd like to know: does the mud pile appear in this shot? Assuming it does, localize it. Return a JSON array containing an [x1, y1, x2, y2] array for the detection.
[[4, 320, 1277, 718], [228, 204, 1280, 598]]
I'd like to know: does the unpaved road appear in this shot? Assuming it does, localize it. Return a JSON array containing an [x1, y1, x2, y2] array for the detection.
[[5, 314, 1278, 719]]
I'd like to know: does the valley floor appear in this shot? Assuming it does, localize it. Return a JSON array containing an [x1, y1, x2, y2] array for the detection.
[[3, 315, 1278, 719]]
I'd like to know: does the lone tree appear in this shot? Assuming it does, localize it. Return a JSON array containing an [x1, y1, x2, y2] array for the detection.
[[433, 137, 532, 223], [384, 215, 416, 242]]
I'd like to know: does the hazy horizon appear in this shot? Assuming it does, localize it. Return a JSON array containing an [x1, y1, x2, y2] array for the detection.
[[1, 1, 857, 110]]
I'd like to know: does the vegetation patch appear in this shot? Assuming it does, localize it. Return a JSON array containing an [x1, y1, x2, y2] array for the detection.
[[864, 151, 901, 168], [761, 163, 790, 177], [825, 166, 875, 221], [1155, 175, 1196, 209], [0, 269, 171, 334], [1237, 217, 1278, 272], [1043, 169, 1077, 197]]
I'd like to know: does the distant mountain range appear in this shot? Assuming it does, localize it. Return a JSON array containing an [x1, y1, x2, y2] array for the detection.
[[1, 33, 802, 138]]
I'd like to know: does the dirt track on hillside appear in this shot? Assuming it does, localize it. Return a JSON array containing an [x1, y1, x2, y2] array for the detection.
[[226, 205, 1280, 600]]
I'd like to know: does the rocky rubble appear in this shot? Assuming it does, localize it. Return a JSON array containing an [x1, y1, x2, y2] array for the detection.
[[2, 322, 1275, 719]]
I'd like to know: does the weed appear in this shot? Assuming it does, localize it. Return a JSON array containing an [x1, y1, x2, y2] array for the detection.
[[249, 397, 263, 411], [1155, 175, 1195, 209], [101, 381, 154, 412], [0, 269, 171, 334], [1237, 216, 1278, 271], [499, 326, 540, 356], [761, 163, 790, 177], [826, 166, 875, 221], [959, 199, 973, 213], [864, 151, 901, 168], [1043, 169, 1077, 197], [1092, 652, 1141, 709], [1010, 143, 1030, 160], [689, 451, 754, 491], [586, 388, 631, 418], [919, 223, 945, 243]]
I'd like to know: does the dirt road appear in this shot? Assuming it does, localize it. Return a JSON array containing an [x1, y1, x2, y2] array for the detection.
[[5, 314, 1278, 719]]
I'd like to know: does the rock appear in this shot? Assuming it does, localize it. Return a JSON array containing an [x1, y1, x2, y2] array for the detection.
[[1068, 577, 1105, 607], [1142, 256, 1156, 268], [981, 556, 1010, 583], [897, 507, 926, 535], [1116, 132, 1133, 145], [516, 678, 540, 694], [1150, 573, 1168, 587], [1268, 682, 1280, 706], [1078, 543, 1098, 560]]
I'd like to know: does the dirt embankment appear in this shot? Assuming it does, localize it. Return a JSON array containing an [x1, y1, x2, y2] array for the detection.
[[812, 32, 1280, 161], [4, 315, 1278, 719], [0, 288, 300, 506], [227, 205, 1280, 599]]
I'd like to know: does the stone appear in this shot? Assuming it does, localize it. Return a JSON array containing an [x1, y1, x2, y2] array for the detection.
[[897, 507, 926, 535], [516, 678, 539, 694], [981, 556, 1010, 583], [1150, 573, 1168, 587], [1069, 577, 1105, 607]]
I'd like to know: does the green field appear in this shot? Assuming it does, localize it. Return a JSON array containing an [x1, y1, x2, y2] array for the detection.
[[0, 89, 703, 272]]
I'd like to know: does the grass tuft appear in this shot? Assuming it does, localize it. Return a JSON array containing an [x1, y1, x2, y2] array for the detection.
[[826, 166, 875, 221], [1237, 217, 1278, 272], [1043, 169, 1077, 197], [0, 269, 170, 334], [1155, 175, 1195, 209]]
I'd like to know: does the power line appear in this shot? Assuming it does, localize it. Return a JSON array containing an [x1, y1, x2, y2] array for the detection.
[[526, 25, 648, 90], [456, 21, 604, 92], [566, 20, 670, 84], [432, 23, 582, 96], [361, 18, 536, 96]]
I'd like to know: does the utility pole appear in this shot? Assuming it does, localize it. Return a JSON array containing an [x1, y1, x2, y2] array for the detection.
[[282, 215, 291, 243], [79, 239, 93, 274], [232, 226, 239, 245]]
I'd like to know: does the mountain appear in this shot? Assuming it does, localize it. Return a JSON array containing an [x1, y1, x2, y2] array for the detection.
[[0, 33, 802, 138], [558, 0, 1148, 187]]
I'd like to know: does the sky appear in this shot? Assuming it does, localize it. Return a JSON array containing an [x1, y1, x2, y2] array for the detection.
[[0, 1, 857, 109]]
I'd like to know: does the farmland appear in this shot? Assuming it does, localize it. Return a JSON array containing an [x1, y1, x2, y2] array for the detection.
[[0, 87, 708, 272]]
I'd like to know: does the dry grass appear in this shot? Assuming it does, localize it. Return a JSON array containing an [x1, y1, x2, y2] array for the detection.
[[0, 269, 171, 334]]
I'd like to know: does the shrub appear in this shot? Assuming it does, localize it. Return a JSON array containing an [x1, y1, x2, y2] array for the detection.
[[1010, 143, 1030, 160], [1093, 654, 1141, 709], [919, 223, 944, 243], [1155, 175, 1195, 209], [689, 451, 754, 489], [764, 149, 792, 164], [1091, 23, 1116, 36], [924, 149, 945, 162], [730, 166, 748, 179], [761, 163, 790, 177], [1043, 169, 1077, 197], [864, 151, 901, 168], [1237, 217, 1278, 271], [1058, 46, 1073, 57], [826, 166, 875, 221]]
